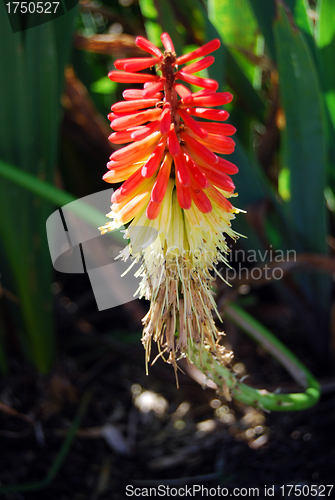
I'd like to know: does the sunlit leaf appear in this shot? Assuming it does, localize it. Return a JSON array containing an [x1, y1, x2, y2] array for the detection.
[[208, 0, 263, 89], [91, 76, 117, 94], [139, 0, 162, 48]]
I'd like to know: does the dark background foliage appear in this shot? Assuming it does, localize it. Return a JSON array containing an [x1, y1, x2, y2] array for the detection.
[[0, 0, 334, 496]]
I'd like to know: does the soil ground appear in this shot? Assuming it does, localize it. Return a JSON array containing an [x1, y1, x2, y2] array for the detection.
[[1, 273, 335, 500]]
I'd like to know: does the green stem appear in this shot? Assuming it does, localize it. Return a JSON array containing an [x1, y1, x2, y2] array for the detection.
[[189, 303, 320, 411]]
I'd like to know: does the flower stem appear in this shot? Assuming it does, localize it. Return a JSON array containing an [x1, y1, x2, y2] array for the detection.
[[189, 302, 320, 411], [161, 54, 179, 134]]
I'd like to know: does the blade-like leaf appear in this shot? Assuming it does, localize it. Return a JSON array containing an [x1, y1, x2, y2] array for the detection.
[[231, 136, 294, 252], [153, 0, 184, 56], [273, 1, 330, 320], [138, 0, 162, 49], [274, 3, 327, 255], [247, 0, 276, 60], [208, 0, 263, 89], [0, 6, 77, 372], [249, 0, 315, 61], [316, 0, 335, 166], [286, 0, 315, 59], [188, 0, 265, 120]]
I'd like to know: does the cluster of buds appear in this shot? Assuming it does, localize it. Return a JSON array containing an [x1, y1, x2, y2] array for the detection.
[[100, 33, 240, 376]]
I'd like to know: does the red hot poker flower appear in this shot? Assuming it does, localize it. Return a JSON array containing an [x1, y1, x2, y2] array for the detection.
[[100, 34, 242, 376], [103, 32, 238, 223]]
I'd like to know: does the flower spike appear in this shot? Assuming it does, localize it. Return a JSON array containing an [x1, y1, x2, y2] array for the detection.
[[100, 34, 242, 382]]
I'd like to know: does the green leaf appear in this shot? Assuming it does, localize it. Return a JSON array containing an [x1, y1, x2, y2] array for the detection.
[[91, 76, 117, 94], [0, 159, 125, 244], [153, 0, 184, 56], [208, 0, 263, 89], [139, 0, 162, 48], [274, 3, 327, 254], [231, 137, 293, 252], [0, 6, 77, 373], [54, 5, 78, 94], [247, 0, 277, 60], [194, 0, 266, 120], [273, 1, 330, 312], [0, 6, 23, 164], [169, 0, 204, 40], [248, 0, 315, 61], [232, 138, 272, 207], [278, 167, 291, 201], [316, 0, 335, 157], [286, 0, 315, 59]]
